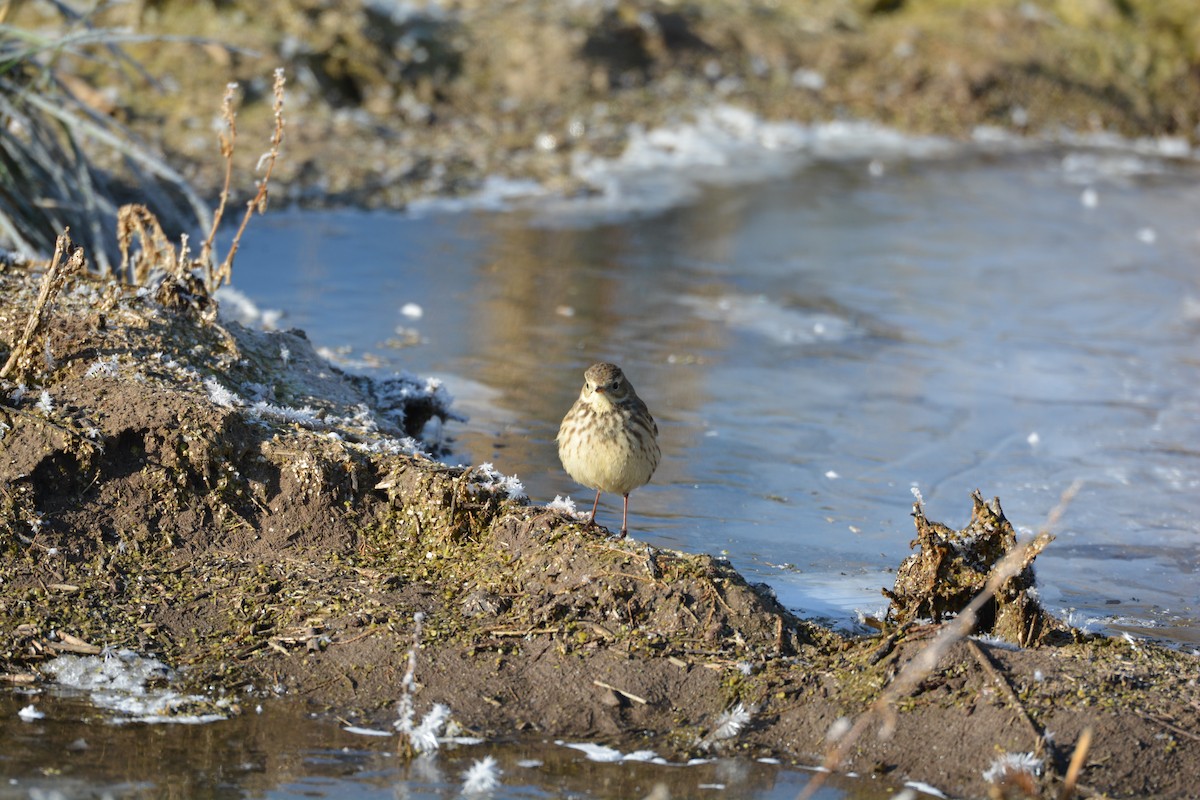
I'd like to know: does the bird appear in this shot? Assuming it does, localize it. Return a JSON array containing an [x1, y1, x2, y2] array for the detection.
[[557, 362, 660, 538]]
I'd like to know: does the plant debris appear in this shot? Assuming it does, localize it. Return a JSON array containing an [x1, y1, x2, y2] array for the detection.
[[883, 490, 1059, 645]]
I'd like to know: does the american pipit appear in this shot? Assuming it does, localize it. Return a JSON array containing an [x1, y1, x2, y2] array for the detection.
[[557, 362, 660, 538]]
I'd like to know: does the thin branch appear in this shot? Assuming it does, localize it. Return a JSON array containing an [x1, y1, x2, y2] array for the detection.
[[966, 637, 1041, 743], [1058, 726, 1093, 800]]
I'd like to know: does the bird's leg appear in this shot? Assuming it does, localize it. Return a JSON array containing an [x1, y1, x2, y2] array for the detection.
[[618, 493, 630, 539], [586, 489, 602, 528]]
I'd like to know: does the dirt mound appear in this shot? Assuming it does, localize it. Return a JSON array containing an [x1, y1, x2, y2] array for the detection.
[[0, 263, 1197, 799]]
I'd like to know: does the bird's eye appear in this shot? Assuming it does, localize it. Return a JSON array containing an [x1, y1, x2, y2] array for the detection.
[[610, 381, 619, 390]]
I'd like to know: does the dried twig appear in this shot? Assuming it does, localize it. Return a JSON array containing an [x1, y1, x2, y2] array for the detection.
[[198, 82, 240, 279], [209, 68, 287, 293], [1058, 726, 1093, 800], [1138, 711, 1200, 743], [117, 204, 177, 285], [0, 231, 85, 381], [796, 482, 1081, 800], [594, 679, 648, 705]]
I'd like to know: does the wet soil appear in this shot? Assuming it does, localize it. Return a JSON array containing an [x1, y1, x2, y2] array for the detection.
[[0, 265, 1197, 800]]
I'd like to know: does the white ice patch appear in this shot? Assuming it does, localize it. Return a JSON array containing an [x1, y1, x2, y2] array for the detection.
[[41, 651, 227, 725], [532, 107, 952, 225], [18, 704, 45, 721], [407, 175, 548, 216], [557, 741, 664, 764], [215, 286, 284, 330], [680, 293, 860, 346], [343, 725, 392, 737]]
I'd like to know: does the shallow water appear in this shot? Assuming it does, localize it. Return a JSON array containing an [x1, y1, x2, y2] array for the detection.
[[229, 135, 1200, 648], [0, 691, 921, 799]]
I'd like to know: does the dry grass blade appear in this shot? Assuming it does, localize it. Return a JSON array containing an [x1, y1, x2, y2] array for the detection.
[[198, 81, 241, 275], [118, 204, 178, 285], [0, 230, 85, 381], [796, 482, 1082, 800]]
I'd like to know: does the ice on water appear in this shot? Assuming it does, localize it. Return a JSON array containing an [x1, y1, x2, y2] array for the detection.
[[42, 651, 226, 724]]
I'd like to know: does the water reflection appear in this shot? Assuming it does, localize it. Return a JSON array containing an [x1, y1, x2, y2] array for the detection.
[[0, 692, 923, 799]]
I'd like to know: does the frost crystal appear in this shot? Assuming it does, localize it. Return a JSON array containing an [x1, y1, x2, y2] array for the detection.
[[393, 613, 452, 754], [248, 401, 321, 426], [983, 752, 1043, 784], [204, 377, 242, 408], [712, 702, 752, 740], [84, 355, 121, 378], [407, 703, 450, 753], [462, 755, 501, 794], [547, 495, 581, 516], [699, 702, 754, 750], [472, 462, 527, 501]]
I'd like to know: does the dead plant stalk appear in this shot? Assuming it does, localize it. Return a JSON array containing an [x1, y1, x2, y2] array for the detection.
[[796, 481, 1082, 800], [0, 231, 84, 381], [205, 68, 286, 294]]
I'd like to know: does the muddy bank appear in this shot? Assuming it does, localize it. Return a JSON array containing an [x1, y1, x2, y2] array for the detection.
[[0, 262, 1198, 799], [15, 1, 1200, 211]]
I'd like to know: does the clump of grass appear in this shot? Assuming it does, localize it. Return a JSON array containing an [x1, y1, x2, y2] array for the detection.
[[118, 68, 288, 297], [0, 4, 213, 273]]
